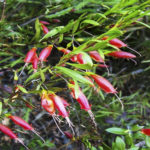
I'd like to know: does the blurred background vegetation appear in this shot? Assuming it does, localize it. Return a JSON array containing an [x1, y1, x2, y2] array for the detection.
[[0, 0, 150, 149]]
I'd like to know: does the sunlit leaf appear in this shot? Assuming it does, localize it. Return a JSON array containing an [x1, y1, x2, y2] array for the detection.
[[106, 127, 128, 135], [17, 85, 28, 94], [55, 66, 93, 85], [82, 19, 99, 26]]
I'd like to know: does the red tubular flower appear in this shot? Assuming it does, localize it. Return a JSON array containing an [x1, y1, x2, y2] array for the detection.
[[61, 98, 70, 107], [59, 48, 70, 54], [41, 24, 49, 34], [8, 115, 45, 142], [84, 76, 100, 93], [49, 94, 74, 133], [73, 88, 91, 111], [41, 90, 66, 135], [88, 51, 104, 63], [141, 129, 150, 136], [76, 53, 85, 64], [40, 21, 50, 25], [90, 74, 117, 94], [0, 124, 29, 149], [102, 36, 126, 48], [41, 93, 55, 115], [90, 74, 124, 110], [64, 131, 73, 139], [24, 47, 37, 63], [108, 51, 136, 59], [70, 55, 77, 62], [39, 45, 53, 62], [8, 115, 33, 130], [58, 48, 77, 62], [52, 19, 61, 23], [0, 124, 17, 139], [76, 53, 93, 66], [70, 83, 97, 126], [109, 38, 127, 48], [98, 64, 109, 68], [32, 54, 39, 72], [70, 56, 77, 62], [102, 36, 140, 56], [49, 94, 69, 118]]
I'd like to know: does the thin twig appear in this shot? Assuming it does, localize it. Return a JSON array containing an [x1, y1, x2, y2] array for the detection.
[[70, 95, 81, 123], [114, 93, 124, 111], [72, 35, 80, 46], [0, 0, 6, 21], [130, 58, 137, 65], [126, 46, 141, 56], [20, 15, 45, 27], [83, 30, 95, 37]]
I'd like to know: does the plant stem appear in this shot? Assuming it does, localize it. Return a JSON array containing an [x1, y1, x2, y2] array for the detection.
[[0, 0, 6, 21]]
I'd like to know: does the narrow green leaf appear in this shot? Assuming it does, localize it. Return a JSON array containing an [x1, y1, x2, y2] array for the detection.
[[73, 80, 80, 99], [32, 18, 41, 41], [60, 20, 74, 33], [55, 66, 93, 85], [125, 135, 133, 146], [142, 60, 150, 63], [146, 136, 150, 148], [10, 58, 24, 67], [67, 41, 72, 48], [112, 142, 117, 150], [0, 56, 12, 64], [84, 41, 108, 52], [99, 89, 105, 100], [131, 125, 144, 131], [136, 21, 150, 29], [0, 52, 12, 56], [82, 19, 99, 26], [0, 102, 2, 115], [98, 50, 105, 60], [72, 20, 80, 33], [17, 85, 28, 94], [46, 7, 73, 19], [75, 0, 91, 10], [58, 34, 63, 43], [40, 26, 64, 41], [40, 69, 45, 82], [106, 127, 128, 135], [97, 27, 123, 40], [115, 137, 125, 150], [67, 63, 92, 70], [98, 146, 104, 150], [128, 147, 139, 150], [96, 13, 107, 19]]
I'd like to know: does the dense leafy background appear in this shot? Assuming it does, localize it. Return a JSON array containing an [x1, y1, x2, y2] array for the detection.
[[0, 0, 150, 149]]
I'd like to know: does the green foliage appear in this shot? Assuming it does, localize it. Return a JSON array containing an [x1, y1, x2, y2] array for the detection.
[[106, 127, 128, 135], [54, 66, 93, 85], [0, 0, 150, 149]]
